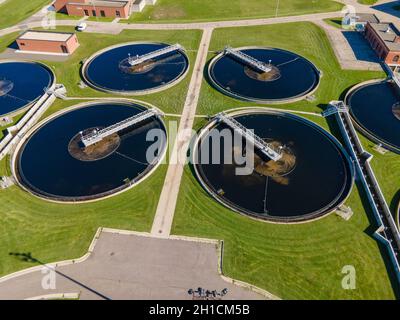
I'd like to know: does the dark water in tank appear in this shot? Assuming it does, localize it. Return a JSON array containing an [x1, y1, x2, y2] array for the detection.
[[209, 48, 320, 102], [347, 81, 400, 151], [84, 43, 189, 93], [196, 113, 353, 221], [17, 103, 166, 200], [0, 62, 53, 116]]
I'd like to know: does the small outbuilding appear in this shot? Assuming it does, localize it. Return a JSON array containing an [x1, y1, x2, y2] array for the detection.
[[342, 13, 379, 31], [16, 30, 80, 55]]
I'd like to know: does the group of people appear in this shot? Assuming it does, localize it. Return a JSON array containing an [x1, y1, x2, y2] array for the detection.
[[188, 287, 228, 300]]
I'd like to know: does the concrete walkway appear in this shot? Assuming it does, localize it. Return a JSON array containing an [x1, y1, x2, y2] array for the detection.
[[0, 229, 272, 300], [0, 11, 344, 37], [151, 28, 213, 237], [314, 20, 382, 70]]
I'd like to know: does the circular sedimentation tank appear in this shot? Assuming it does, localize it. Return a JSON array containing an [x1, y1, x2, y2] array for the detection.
[[346, 80, 400, 153], [14, 102, 167, 202], [194, 110, 354, 223], [208, 47, 320, 103], [82, 42, 189, 95], [0, 61, 54, 116]]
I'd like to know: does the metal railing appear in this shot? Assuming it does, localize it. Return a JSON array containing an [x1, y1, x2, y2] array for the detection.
[[224, 46, 272, 73], [81, 108, 162, 147], [215, 112, 282, 161], [128, 44, 183, 67], [325, 101, 400, 283]]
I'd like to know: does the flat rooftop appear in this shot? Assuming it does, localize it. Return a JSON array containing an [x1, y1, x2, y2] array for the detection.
[[355, 13, 379, 24], [18, 30, 75, 42], [369, 22, 400, 51]]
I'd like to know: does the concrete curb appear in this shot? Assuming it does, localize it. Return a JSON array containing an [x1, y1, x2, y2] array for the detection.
[[25, 292, 80, 300], [191, 107, 355, 225], [0, 227, 280, 300], [207, 46, 322, 105], [344, 78, 400, 154], [81, 41, 191, 96], [0, 60, 56, 118], [9, 99, 168, 204]]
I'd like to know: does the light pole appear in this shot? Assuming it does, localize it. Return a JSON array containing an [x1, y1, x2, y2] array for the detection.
[[275, 0, 280, 18]]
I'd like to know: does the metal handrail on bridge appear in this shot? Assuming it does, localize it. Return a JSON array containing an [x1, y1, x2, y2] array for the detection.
[[324, 101, 400, 283], [128, 44, 184, 67], [81, 108, 163, 147], [223, 46, 272, 73], [215, 112, 282, 161]]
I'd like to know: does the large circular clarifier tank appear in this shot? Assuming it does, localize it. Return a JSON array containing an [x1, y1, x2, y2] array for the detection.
[[0, 61, 54, 116], [194, 111, 354, 223], [83, 43, 189, 95], [208, 47, 320, 103], [346, 80, 400, 153], [15, 102, 167, 202]]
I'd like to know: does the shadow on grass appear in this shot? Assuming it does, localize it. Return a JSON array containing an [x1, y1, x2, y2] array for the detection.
[[8, 252, 112, 300], [8, 41, 18, 50], [325, 113, 400, 299], [389, 189, 400, 221]]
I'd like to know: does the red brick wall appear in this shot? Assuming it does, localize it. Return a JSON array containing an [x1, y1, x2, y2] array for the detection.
[[16, 34, 80, 55], [385, 51, 400, 65], [54, 0, 71, 12], [66, 3, 130, 18], [365, 23, 391, 62]]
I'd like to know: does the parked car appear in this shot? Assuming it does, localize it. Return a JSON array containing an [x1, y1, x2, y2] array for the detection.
[[76, 22, 87, 32]]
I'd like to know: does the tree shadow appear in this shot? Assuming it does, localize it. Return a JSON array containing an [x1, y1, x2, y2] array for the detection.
[[8, 252, 112, 300]]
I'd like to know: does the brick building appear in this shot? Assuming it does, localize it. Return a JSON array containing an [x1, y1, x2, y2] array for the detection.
[[365, 22, 400, 66], [54, 0, 157, 19], [16, 30, 80, 55]]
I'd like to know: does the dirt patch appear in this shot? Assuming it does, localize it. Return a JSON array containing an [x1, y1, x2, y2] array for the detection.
[[68, 128, 121, 161], [244, 65, 281, 82], [119, 58, 156, 74]]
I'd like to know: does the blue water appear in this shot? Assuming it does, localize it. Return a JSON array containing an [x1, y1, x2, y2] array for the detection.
[[347, 81, 400, 152], [84, 43, 189, 93], [0, 62, 53, 116], [210, 48, 320, 102], [17, 103, 166, 201]]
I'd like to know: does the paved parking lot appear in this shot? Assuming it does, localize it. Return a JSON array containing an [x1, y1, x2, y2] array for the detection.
[[0, 231, 269, 300]]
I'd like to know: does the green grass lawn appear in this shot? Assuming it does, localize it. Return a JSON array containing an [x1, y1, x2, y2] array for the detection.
[[0, 29, 200, 276], [197, 22, 385, 116], [172, 22, 398, 299], [0, 98, 182, 276], [0, 152, 168, 276], [0, 31, 20, 52], [358, 0, 378, 5], [54, 13, 82, 21], [323, 17, 344, 29], [360, 134, 400, 221], [0, 18, 398, 299], [34, 27, 202, 114], [0, 0, 51, 30], [128, 0, 343, 24]]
